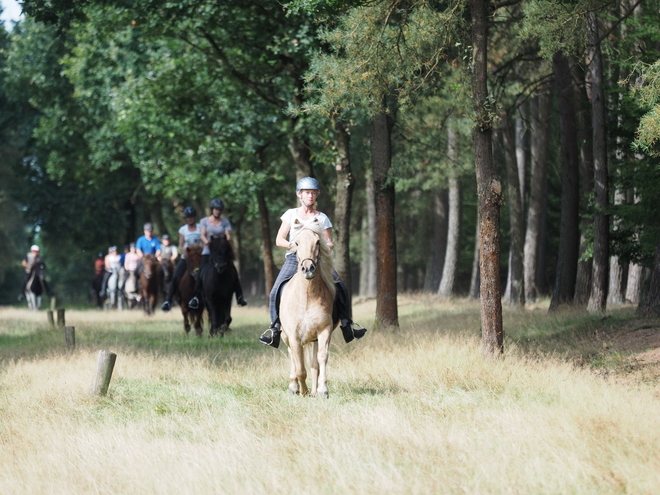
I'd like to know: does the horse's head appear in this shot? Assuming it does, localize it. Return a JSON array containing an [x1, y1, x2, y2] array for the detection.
[[209, 235, 233, 273], [293, 229, 322, 280], [31, 261, 46, 280], [185, 244, 203, 274], [141, 254, 158, 279]]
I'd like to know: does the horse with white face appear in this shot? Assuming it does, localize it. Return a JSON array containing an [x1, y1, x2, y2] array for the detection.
[[279, 226, 337, 397]]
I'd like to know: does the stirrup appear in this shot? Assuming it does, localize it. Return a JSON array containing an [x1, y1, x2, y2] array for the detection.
[[188, 296, 200, 310], [341, 320, 367, 343], [259, 326, 280, 348]]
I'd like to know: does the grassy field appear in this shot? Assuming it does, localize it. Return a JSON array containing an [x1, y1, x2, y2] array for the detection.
[[1, 296, 659, 494]]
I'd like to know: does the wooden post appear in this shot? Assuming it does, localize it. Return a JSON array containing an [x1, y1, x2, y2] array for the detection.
[[57, 308, 65, 327], [47, 310, 55, 327], [64, 326, 75, 352], [90, 350, 117, 396]]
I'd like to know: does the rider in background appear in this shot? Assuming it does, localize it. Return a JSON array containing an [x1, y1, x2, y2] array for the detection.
[[134, 222, 161, 287], [135, 222, 161, 257], [259, 177, 366, 348], [161, 206, 202, 312], [159, 234, 178, 264], [188, 198, 247, 310], [18, 245, 41, 301], [101, 246, 121, 297]]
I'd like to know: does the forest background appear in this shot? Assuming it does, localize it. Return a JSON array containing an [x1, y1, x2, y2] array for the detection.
[[0, 0, 659, 329]]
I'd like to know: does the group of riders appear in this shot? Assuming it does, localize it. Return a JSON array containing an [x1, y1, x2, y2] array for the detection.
[[23, 177, 367, 345]]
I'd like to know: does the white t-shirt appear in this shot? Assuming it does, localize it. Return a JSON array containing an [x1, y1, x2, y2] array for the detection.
[[178, 223, 203, 258], [280, 208, 332, 253]]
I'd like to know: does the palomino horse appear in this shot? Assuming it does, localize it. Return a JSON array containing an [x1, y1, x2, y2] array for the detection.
[[200, 236, 237, 337], [177, 244, 204, 336], [25, 260, 48, 311], [139, 254, 161, 315], [279, 227, 337, 397], [122, 270, 140, 309]]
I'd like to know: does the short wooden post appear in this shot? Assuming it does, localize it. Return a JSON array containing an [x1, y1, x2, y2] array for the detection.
[[64, 326, 75, 352], [47, 310, 55, 327], [90, 350, 117, 396], [57, 308, 65, 327]]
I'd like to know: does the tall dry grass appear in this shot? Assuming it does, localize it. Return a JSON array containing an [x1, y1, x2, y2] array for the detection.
[[1, 299, 659, 494]]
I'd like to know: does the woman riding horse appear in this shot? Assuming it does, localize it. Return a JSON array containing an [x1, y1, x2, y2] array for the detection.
[[259, 177, 366, 348]]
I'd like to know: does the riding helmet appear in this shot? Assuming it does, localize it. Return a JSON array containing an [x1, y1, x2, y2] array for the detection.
[[108, 246, 117, 252], [161, 234, 170, 240], [183, 206, 196, 218], [210, 198, 224, 210], [296, 177, 321, 192], [30, 244, 40, 252], [143, 222, 154, 232]]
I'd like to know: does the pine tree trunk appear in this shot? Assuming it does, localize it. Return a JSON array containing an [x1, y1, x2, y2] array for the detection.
[[359, 175, 378, 297], [471, 0, 503, 355], [586, 12, 610, 314], [332, 116, 355, 296], [549, 52, 580, 311], [524, 91, 550, 303], [625, 263, 643, 304], [470, 218, 480, 299], [502, 111, 525, 307], [573, 59, 594, 306], [438, 178, 460, 298], [607, 188, 626, 308], [423, 189, 448, 292], [257, 191, 275, 295], [637, 239, 660, 317], [372, 99, 398, 328]]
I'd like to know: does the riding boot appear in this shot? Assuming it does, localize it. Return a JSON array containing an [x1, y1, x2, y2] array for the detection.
[[340, 319, 367, 343], [235, 280, 247, 306], [188, 257, 208, 310], [259, 321, 281, 348]]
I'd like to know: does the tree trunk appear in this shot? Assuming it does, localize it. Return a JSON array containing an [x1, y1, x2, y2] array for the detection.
[[288, 131, 313, 180], [469, 217, 480, 299], [515, 100, 527, 205], [637, 239, 660, 317], [438, 125, 461, 298], [573, 59, 594, 306], [471, 0, 503, 355], [423, 189, 448, 292], [549, 52, 580, 311], [501, 111, 525, 308], [360, 175, 378, 297], [332, 115, 355, 296], [625, 263, 643, 304], [607, 188, 626, 308], [586, 12, 609, 314], [372, 99, 398, 328], [257, 191, 275, 296], [524, 91, 551, 303]]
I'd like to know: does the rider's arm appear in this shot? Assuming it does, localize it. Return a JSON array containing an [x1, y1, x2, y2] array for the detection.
[[178, 233, 185, 253], [275, 222, 292, 250], [323, 228, 334, 250]]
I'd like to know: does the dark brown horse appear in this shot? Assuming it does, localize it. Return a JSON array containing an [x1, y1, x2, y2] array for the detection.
[[140, 254, 161, 315], [176, 244, 204, 336]]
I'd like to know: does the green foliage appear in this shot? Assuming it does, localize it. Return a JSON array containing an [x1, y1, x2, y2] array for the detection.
[[303, 0, 468, 116]]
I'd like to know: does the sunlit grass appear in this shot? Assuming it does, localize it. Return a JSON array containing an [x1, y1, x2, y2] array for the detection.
[[1, 298, 659, 494]]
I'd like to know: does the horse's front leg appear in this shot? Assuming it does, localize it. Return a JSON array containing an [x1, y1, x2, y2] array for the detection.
[[287, 342, 308, 396], [307, 341, 319, 396], [183, 309, 191, 335], [316, 327, 333, 398]]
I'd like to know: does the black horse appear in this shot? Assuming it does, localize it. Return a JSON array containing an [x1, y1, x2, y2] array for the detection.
[[25, 260, 49, 310], [201, 236, 238, 337]]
